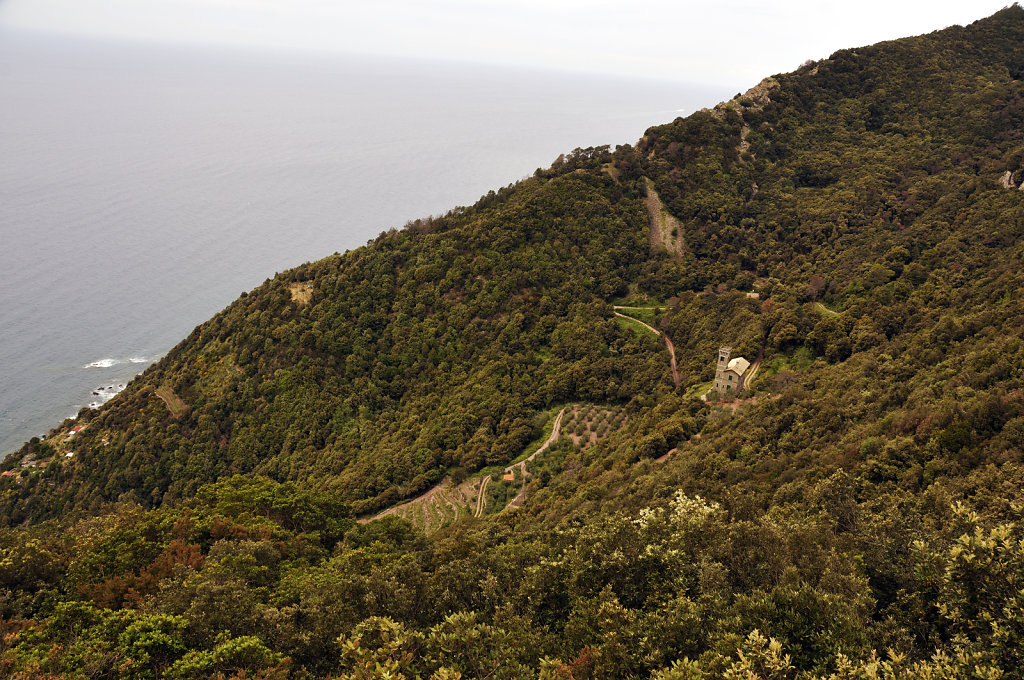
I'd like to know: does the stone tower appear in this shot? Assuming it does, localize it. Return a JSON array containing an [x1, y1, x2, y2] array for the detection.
[[714, 345, 732, 396]]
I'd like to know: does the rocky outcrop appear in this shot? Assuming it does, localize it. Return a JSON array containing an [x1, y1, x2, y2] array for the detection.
[[703, 77, 779, 160], [706, 77, 780, 121]]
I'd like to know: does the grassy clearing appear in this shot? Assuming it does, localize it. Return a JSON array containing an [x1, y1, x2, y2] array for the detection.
[[612, 298, 665, 328], [616, 306, 659, 325], [757, 346, 816, 387], [615, 314, 657, 337], [814, 301, 840, 317], [155, 385, 188, 418], [684, 380, 714, 400], [194, 357, 241, 399]]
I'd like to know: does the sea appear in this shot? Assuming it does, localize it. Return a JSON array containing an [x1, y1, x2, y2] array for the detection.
[[0, 30, 735, 456]]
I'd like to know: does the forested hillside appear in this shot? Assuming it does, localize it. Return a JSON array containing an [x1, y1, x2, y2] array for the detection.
[[3, 7, 1024, 678]]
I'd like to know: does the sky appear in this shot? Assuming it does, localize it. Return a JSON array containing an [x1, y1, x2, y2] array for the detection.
[[0, 0, 1016, 86]]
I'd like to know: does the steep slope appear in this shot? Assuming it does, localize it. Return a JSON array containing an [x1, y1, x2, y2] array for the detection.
[[0, 157, 669, 521], [3, 7, 1024, 679]]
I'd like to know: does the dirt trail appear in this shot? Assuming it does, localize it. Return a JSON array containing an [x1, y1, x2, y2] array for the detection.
[[363, 409, 568, 526], [613, 309, 680, 389], [655, 431, 704, 463], [655, 447, 677, 463], [506, 408, 566, 478], [743, 355, 762, 390], [501, 407, 566, 510], [475, 475, 491, 517], [643, 178, 684, 258], [663, 334, 680, 388]]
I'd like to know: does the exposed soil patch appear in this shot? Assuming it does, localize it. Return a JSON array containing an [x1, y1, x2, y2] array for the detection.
[[738, 124, 752, 158], [644, 178, 684, 258], [289, 282, 313, 306]]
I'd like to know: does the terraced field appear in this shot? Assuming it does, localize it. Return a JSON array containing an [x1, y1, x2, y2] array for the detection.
[[372, 476, 481, 534], [365, 403, 630, 532], [562, 403, 627, 448]]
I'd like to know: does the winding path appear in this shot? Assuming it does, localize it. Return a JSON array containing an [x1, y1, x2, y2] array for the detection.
[[498, 407, 566, 511], [663, 334, 680, 388], [475, 475, 491, 517], [743, 355, 762, 389], [364, 408, 569, 525], [473, 407, 566, 517], [613, 308, 680, 389]]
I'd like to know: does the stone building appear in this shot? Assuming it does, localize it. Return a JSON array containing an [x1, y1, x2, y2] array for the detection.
[[713, 345, 750, 398]]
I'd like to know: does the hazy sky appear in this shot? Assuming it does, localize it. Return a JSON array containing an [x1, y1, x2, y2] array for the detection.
[[0, 0, 1014, 86]]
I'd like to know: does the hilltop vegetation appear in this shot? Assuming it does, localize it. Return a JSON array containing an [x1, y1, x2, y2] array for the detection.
[[3, 6, 1024, 678]]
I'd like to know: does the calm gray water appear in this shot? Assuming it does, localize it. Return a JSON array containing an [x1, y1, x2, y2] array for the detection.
[[0, 31, 733, 455]]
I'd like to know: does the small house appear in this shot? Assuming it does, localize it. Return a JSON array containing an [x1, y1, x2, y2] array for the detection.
[[713, 346, 751, 397]]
